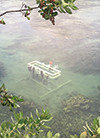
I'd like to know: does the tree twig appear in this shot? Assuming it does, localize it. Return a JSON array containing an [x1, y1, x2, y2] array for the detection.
[[0, 6, 39, 17]]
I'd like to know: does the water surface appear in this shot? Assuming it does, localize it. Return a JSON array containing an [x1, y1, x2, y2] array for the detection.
[[0, 0, 100, 137]]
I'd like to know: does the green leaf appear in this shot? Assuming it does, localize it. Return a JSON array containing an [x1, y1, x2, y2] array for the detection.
[[41, 107, 45, 113], [42, 125, 51, 129], [54, 133, 60, 138], [38, 10, 42, 13], [29, 117, 33, 123], [42, 116, 53, 122], [26, 11, 28, 14], [30, 112, 34, 120], [11, 96, 24, 102], [17, 123, 24, 128], [28, 6, 31, 9], [35, 118, 40, 124], [64, 0, 68, 2], [13, 103, 17, 108], [11, 116, 15, 123], [9, 103, 13, 111], [0, 126, 2, 131], [19, 112, 23, 118], [14, 112, 20, 121], [17, 98, 24, 102], [60, 7, 66, 13], [71, 5, 78, 10], [80, 131, 87, 138], [93, 118, 98, 127], [24, 134, 30, 138], [97, 116, 100, 126], [97, 127, 100, 134], [36, 0, 41, 4], [24, 118, 28, 124], [62, 1, 69, 8], [52, 12, 58, 16], [47, 131, 52, 138], [27, 17, 30, 20], [36, 108, 40, 117], [8, 98, 14, 103], [15, 103, 20, 108], [85, 122, 94, 136], [69, 3, 79, 10], [64, 7, 72, 14], [2, 83, 6, 90], [44, 14, 50, 20], [1, 122, 7, 129], [39, 129, 44, 133]]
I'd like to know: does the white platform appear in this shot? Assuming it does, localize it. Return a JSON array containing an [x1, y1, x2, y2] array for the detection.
[[27, 60, 61, 79]]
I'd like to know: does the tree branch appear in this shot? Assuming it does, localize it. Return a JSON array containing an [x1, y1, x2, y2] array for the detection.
[[0, 6, 39, 17]]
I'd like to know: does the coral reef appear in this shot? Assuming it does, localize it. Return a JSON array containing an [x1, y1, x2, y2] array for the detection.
[[49, 92, 100, 138], [63, 94, 92, 114]]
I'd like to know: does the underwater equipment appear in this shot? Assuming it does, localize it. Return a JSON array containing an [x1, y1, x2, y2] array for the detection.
[[27, 60, 61, 79], [27, 60, 71, 98]]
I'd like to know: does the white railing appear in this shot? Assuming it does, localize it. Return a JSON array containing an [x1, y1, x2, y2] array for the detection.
[[27, 60, 61, 79]]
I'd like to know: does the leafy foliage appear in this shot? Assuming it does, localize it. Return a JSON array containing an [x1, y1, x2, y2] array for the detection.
[[0, 84, 24, 111], [0, 84, 59, 138], [37, 0, 78, 25], [1, 84, 100, 138], [70, 116, 100, 138], [0, 0, 78, 25], [0, 108, 60, 138], [0, 19, 5, 25]]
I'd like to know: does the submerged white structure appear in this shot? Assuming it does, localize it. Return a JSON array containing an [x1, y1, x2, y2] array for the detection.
[[27, 60, 61, 79], [27, 60, 71, 98]]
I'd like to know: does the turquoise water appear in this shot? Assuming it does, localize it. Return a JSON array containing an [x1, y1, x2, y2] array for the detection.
[[0, 0, 100, 137]]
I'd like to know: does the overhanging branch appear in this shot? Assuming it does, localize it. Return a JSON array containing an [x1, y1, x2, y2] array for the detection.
[[0, 6, 39, 17]]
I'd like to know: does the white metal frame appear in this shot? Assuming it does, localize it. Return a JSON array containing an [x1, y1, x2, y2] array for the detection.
[[27, 60, 61, 79], [27, 61, 71, 98]]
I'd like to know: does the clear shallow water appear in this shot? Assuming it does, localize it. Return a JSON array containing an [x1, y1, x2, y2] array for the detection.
[[0, 0, 100, 137]]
